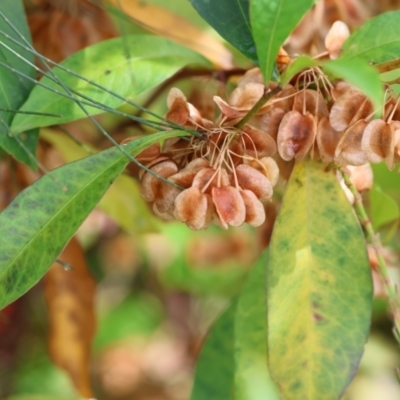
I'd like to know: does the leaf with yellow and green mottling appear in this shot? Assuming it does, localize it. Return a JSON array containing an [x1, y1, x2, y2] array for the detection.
[[41, 129, 157, 233], [267, 160, 373, 400]]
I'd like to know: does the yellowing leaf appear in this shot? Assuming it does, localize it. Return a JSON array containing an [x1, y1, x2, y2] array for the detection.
[[44, 237, 96, 398], [267, 161, 373, 399], [107, 0, 233, 69]]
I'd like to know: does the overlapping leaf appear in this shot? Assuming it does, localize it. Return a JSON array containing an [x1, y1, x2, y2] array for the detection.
[[234, 251, 280, 400], [322, 58, 383, 114], [267, 161, 373, 399], [189, 0, 257, 64], [11, 35, 210, 133], [250, 0, 314, 82], [0, 130, 185, 310], [0, 0, 38, 167], [340, 10, 400, 66], [191, 301, 237, 400]]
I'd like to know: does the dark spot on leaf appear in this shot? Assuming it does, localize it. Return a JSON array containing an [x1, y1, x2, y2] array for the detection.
[[104, 70, 111, 75], [312, 301, 320, 309], [289, 380, 302, 391], [295, 178, 303, 187], [302, 361, 308, 368], [313, 312, 324, 322]]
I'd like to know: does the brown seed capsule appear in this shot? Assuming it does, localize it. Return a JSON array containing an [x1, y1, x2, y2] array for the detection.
[[121, 137, 161, 163], [293, 89, 329, 119], [192, 167, 229, 193], [155, 159, 211, 212], [166, 88, 190, 125], [330, 91, 372, 132], [324, 21, 350, 59], [229, 82, 265, 110], [212, 186, 246, 229], [240, 189, 266, 227], [347, 164, 373, 192], [153, 202, 175, 221], [361, 119, 400, 169], [138, 155, 172, 181], [174, 187, 213, 230], [335, 120, 368, 166], [316, 117, 344, 163], [277, 110, 316, 161], [141, 160, 178, 202], [245, 157, 280, 187], [254, 107, 286, 141], [242, 124, 277, 158], [235, 164, 273, 201]]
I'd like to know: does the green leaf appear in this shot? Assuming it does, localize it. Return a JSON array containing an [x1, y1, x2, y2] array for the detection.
[[369, 185, 399, 230], [280, 55, 318, 86], [234, 251, 280, 400], [322, 58, 384, 114], [189, 0, 257, 64], [0, 130, 185, 310], [250, 0, 314, 83], [11, 35, 210, 133], [267, 161, 373, 400], [191, 301, 237, 400], [0, 0, 38, 167], [40, 129, 158, 233], [340, 10, 400, 65]]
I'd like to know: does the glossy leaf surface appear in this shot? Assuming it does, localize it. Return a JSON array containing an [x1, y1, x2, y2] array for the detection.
[[234, 251, 280, 400], [189, 0, 257, 64], [323, 58, 384, 114], [280, 55, 317, 85], [267, 161, 373, 399], [191, 301, 236, 400], [250, 0, 314, 82], [0, 130, 185, 310], [11, 35, 210, 133], [340, 11, 400, 65], [41, 129, 158, 234], [0, 0, 38, 167]]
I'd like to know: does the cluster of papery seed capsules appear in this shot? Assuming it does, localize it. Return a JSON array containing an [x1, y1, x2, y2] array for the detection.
[[136, 64, 398, 230]]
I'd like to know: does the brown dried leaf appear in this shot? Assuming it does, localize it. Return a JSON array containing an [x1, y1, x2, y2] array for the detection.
[[44, 237, 96, 398]]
